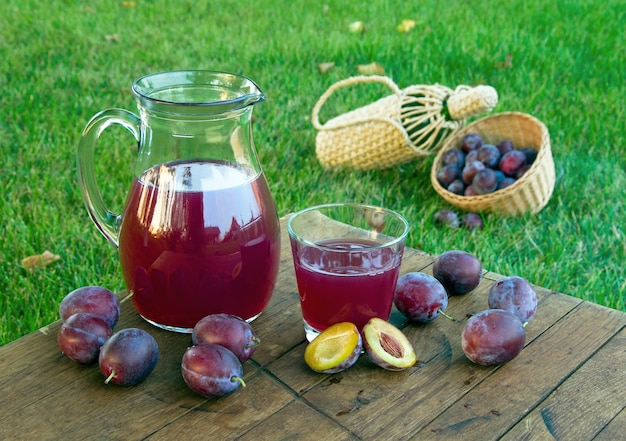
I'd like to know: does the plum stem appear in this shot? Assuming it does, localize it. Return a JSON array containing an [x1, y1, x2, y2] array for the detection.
[[231, 376, 246, 388], [245, 336, 261, 349], [104, 370, 116, 384], [438, 309, 456, 321], [120, 291, 134, 303]]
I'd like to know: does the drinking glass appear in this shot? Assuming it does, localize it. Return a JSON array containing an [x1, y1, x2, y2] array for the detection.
[[287, 203, 409, 341]]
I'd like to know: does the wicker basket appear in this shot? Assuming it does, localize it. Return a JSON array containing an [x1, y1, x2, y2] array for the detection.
[[312, 76, 498, 170], [430, 112, 555, 216]]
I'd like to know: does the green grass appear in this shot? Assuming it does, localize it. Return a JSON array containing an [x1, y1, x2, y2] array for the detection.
[[1, 0, 624, 345]]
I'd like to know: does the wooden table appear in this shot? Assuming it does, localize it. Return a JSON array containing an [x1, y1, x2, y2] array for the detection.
[[1, 216, 625, 440]]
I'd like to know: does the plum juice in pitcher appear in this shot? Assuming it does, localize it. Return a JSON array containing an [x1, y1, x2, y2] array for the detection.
[[78, 71, 281, 332], [118, 159, 280, 330]]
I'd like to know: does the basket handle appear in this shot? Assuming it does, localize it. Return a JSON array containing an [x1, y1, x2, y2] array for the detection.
[[311, 75, 403, 131]]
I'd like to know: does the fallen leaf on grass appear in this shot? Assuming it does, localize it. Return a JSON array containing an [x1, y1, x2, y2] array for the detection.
[[318, 62, 335, 74], [349, 21, 365, 34], [121, 1, 136, 7], [397, 19, 417, 33], [21, 250, 61, 271], [494, 53, 513, 69], [357, 62, 385, 75], [105, 34, 120, 43]]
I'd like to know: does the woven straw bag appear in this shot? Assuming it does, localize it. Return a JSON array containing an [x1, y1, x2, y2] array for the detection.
[[312, 75, 498, 170], [431, 112, 555, 216]]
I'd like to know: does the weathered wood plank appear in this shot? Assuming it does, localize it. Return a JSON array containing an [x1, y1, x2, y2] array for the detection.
[[501, 327, 626, 441], [416, 302, 626, 440], [1, 215, 625, 441], [242, 267, 306, 367], [238, 399, 359, 440], [0, 298, 206, 439], [288, 276, 580, 440], [144, 371, 296, 440], [594, 405, 626, 441]]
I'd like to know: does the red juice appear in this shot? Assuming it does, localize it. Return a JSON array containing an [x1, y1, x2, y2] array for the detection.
[[118, 160, 280, 331], [291, 238, 403, 332]]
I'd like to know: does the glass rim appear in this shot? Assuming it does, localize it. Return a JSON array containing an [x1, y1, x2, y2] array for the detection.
[[287, 202, 409, 250]]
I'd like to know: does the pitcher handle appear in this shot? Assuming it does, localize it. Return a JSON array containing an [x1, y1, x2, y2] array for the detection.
[[77, 109, 140, 247]]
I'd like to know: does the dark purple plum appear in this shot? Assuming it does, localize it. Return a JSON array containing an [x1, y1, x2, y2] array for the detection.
[[462, 160, 486, 185], [487, 276, 538, 323], [433, 250, 482, 296], [461, 213, 484, 230], [496, 139, 515, 155], [494, 170, 506, 184], [99, 328, 159, 386], [460, 133, 483, 153], [433, 209, 460, 228], [447, 179, 466, 195], [516, 164, 531, 179], [465, 149, 478, 164], [462, 309, 526, 365], [59, 286, 120, 329], [442, 148, 466, 167], [436, 164, 461, 187], [464, 185, 478, 196], [476, 144, 501, 169], [57, 313, 113, 363], [498, 177, 517, 190], [192, 313, 259, 363], [472, 168, 498, 195], [499, 150, 527, 176], [181, 344, 245, 397], [520, 147, 538, 165], [394, 272, 449, 322]]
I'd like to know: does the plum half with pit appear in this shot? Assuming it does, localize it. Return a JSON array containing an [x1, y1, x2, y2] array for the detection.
[[362, 318, 416, 371]]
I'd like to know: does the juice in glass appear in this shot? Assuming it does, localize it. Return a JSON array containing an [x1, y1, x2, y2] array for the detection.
[[119, 159, 280, 331], [291, 237, 403, 332]]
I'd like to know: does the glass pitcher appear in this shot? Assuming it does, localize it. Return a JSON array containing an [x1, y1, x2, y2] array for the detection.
[[77, 70, 281, 332]]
